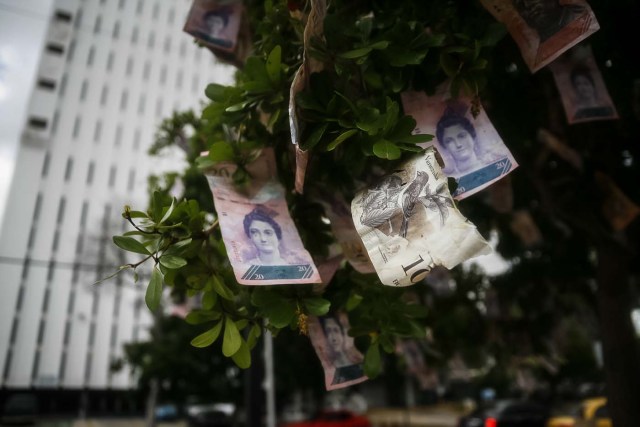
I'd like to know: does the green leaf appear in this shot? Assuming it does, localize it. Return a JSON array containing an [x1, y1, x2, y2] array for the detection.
[[247, 323, 262, 349], [303, 297, 331, 316], [439, 52, 458, 77], [364, 342, 382, 378], [145, 266, 163, 312], [159, 255, 187, 269], [222, 317, 242, 357], [185, 309, 221, 325], [159, 198, 176, 224], [405, 304, 429, 318], [373, 140, 401, 160], [151, 191, 165, 222], [266, 45, 281, 84], [231, 339, 251, 368], [190, 321, 223, 348], [205, 83, 228, 102], [202, 291, 217, 310], [346, 293, 363, 311], [127, 210, 148, 219], [395, 134, 433, 144], [339, 46, 373, 59], [208, 142, 235, 162], [327, 129, 358, 151], [303, 123, 328, 150], [163, 238, 193, 256], [369, 40, 390, 50], [113, 236, 151, 255], [210, 275, 234, 300]]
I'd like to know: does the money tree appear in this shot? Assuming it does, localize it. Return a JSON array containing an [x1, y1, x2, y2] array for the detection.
[[107, 0, 640, 425]]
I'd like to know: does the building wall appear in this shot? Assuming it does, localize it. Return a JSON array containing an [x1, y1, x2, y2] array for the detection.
[[0, 0, 234, 390]]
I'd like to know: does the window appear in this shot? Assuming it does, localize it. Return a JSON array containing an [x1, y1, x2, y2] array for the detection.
[[21, 257, 30, 280], [51, 110, 60, 134], [67, 39, 76, 62], [59, 74, 68, 95], [75, 8, 83, 29], [63, 321, 72, 344], [100, 85, 108, 106], [64, 157, 74, 181], [56, 197, 66, 224], [159, 65, 167, 85], [93, 15, 102, 34], [80, 202, 89, 227], [79, 79, 88, 101], [114, 125, 123, 146], [46, 43, 64, 55], [131, 27, 139, 44], [88, 323, 96, 347], [120, 90, 128, 110], [75, 233, 84, 254], [87, 161, 95, 185], [52, 229, 60, 252], [143, 61, 150, 81], [155, 98, 163, 116], [113, 21, 120, 39], [118, 0, 126, 10], [27, 227, 36, 249], [152, 3, 159, 19], [191, 75, 199, 93], [33, 193, 43, 221], [93, 120, 102, 142], [168, 8, 175, 24], [37, 78, 56, 90], [110, 324, 118, 347], [136, 0, 143, 15], [28, 117, 48, 130], [133, 129, 141, 150], [147, 31, 155, 48], [107, 51, 114, 71], [72, 116, 81, 138], [41, 153, 50, 177], [108, 166, 117, 188], [126, 57, 133, 76], [87, 46, 95, 66], [176, 70, 183, 89], [163, 36, 171, 53], [55, 10, 72, 23], [137, 94, 146, 115]]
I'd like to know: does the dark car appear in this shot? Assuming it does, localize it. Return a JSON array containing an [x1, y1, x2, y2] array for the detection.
[[187, 409, 235, 427], [0, 393, 39, 426], [282, 409, 370, 427], [458, 400, 549, 427]]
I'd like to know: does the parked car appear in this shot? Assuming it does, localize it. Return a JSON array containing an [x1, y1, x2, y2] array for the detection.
[[186, 403, 236, 427], [0, 393, 39, 425], [546, 397, 611, 427], [282, 409, 370, 427], [458, 399, 549, 427]]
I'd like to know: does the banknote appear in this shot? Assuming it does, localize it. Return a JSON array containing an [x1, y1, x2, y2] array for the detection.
[[401, 88, 518, 200], [549, 45, 618, 124], [315, 190, 376, 274], [480, 0, 599, 73], [308, 312, 368, 390], [537, 129, 583, 170], [595, 172, 640, 232], [183, 0, 243, 53], [289, 0, 327, 193], [351, 148, 491, 287], [312, 254, 344, 294], [395, 340, 439, 390], [204, 148, 321, 285]]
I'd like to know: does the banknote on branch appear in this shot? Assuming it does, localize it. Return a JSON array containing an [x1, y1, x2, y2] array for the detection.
[[479, 0, 599, 73], [308, 312, 368, 390], [549, 45, 618, 124], [204, 148, 321, 285], [289, 0, 327, 193], [351, 148, 491, 287], [401, 88, 518, 200]]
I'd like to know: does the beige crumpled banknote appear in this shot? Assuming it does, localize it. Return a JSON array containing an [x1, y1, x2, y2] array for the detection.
[[351, 148, 491, 287]]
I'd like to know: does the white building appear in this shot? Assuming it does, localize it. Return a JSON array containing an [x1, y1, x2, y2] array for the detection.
[[0, 0, 232, 412]]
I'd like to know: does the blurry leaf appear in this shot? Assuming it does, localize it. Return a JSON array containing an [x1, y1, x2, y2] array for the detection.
[[190, 321, 223, 348], [346, 293, 363, 311], [113, 236, 151, 255], [185, 309, 221, 325], [327, 129, 358, 151], [439, 52, 458, 77], [364, 342, 381, 378], [303, 123, 328, 150], [266, 45, 282, 84], [211, 275, 234, 300], [159, 255, 187, 269], [247, 323, 262, 349], [223, 317, 242, 357], [231, 339, 251, 368], [373, 140, 401, 160], [303, 297, 331, 316], [208, 142, 235, 162], [159, 198, 176, 224], [339, 47, 373, 59], [202, 291, 217, 310], [145, 266, 163, 312]]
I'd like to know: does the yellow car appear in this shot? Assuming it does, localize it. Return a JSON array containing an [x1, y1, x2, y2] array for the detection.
[[547, 397, 611, 427]]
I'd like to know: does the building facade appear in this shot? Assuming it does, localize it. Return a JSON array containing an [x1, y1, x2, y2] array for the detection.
[[0, 0, 232, 413]]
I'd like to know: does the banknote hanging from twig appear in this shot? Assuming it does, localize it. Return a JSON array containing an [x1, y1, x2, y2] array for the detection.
[[351, 147, 491, 287], [204, 148, 322, 285], [308, 312, 368, 390], [480, 0, 599, 73], [549, 45, 618, 124], [401, 88, 518, 199]]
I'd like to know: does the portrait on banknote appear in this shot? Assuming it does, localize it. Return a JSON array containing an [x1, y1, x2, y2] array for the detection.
[[204, 149, 321, 285], [183, 0, 243, 53], [401, 89, 518, 199], [480, 0, 599, 72], [308, 312, 367, 390], [549, 45, 618, 124], [351, 148, 491, 287]]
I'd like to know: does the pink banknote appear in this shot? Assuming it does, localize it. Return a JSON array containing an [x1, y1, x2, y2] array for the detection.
[[401, 88, 518, 200], [308, 312, 368, 390], [480, 0, 599, 73], [549, 45, 618, 124], [204, 148, 321, 285], [183, 0, 243, 53]]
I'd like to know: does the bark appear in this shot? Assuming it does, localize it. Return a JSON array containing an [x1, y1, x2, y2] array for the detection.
[[596, 244, 640, 427]]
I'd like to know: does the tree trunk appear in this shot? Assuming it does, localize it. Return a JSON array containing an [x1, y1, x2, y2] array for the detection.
[[596, 244, 640, 427], [145, 378, 159, 427]]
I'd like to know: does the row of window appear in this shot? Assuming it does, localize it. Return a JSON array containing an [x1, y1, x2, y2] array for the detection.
[[41, 155, 136, 192]]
